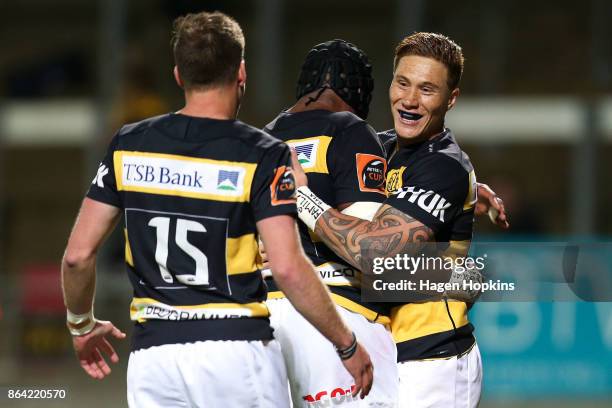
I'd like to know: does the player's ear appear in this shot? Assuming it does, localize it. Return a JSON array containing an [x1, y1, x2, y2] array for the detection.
[[173, 66, 184, 88], [447, 88, 460, 111], [237, 60, 247, 89]]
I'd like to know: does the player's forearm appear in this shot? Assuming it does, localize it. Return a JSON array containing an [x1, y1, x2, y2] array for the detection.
[[61, 198, 120, 315], [273, 257, 354, 349], [298, 187, 433, 273], [296, 186, 371, 271], [61, 254, 96, 314], [314, 205, 434, 274], [314, 209, 371, 271]]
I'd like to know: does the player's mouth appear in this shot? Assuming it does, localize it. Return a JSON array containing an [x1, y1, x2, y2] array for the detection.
[[398, 110, 423, 125]]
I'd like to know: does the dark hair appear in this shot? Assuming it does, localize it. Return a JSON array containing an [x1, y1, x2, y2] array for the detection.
[[171, 11, 245, 90], [394, 32, 464, 90], [296, 39, 374, 119]]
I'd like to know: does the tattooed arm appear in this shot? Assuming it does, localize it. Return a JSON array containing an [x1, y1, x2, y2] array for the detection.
[[290, 149, 482, 302], [290, 148, 434, 273], [313, 203, 434, 274]]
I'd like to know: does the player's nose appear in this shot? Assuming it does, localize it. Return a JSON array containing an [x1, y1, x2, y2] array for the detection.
[[400, 90, 419, 108]]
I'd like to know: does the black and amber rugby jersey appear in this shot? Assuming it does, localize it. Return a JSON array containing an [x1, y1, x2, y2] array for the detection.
[[263, 109, 389, 323], [87, 113, 296, 351], [379, 128, 478, 362]]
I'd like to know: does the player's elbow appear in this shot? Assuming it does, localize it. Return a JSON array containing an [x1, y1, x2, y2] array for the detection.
[[269, 258, 308, 288], [62, 248, 95, 270]]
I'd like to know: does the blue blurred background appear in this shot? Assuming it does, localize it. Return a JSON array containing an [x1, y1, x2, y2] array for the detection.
[[0, 0, 610, 406]]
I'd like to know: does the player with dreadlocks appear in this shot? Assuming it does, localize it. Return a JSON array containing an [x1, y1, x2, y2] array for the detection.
[[263, 39, 399, 406]]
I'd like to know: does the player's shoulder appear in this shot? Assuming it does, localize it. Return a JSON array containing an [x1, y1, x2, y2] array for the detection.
[[390, 130, 474, 206], [326, 110, 366, 130], [377, 129, 397, 158], [325, 111, 381, 150], [232, 120, 287, 153], [116, 114, 169, 137], [265, 110, 366, 133], [428, 129, 473, 174], [396, 129, 473, 177], [121, 114, 284, 149], [377, 128, 397, 141]]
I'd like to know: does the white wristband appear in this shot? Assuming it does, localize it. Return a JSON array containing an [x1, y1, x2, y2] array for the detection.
[[296, 186, 331, 231], [66, 309, 96, 336]]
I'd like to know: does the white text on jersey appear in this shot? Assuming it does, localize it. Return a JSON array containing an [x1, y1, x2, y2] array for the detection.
[[394, 186, 452, 222]]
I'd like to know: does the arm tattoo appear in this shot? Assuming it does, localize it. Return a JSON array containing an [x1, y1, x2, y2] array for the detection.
[[314, 204, 434, 273]]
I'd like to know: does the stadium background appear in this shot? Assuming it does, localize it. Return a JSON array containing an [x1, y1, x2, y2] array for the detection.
[[0, 0, 610, 406]]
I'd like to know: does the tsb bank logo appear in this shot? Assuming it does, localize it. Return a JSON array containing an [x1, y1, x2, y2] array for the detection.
[[290, 140, 319, 169], [216, 169, 239, 191], [303, 385, 357, 406]]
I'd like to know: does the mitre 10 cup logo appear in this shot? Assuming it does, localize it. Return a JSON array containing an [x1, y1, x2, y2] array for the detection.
[[356, 153, 386, 193], [270, 165, 296, 206]]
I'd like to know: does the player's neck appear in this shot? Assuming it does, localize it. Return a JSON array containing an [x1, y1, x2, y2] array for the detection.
[[396, 127, 445, 149], [289, 89, 353, 115], [180, 86, 240, 120]]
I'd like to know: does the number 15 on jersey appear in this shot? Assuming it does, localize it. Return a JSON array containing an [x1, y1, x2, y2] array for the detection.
[[125, 208, 230, 293]]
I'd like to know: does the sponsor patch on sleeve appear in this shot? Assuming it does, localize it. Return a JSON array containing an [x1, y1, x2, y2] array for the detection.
[[270, 165, 296, 206], [355, 153, 387, 193]]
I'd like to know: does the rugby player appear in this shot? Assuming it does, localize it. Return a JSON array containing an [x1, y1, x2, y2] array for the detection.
[[290, 33, 489, 407], [263, 40, 398, 407], [61, 12, 373, 407]]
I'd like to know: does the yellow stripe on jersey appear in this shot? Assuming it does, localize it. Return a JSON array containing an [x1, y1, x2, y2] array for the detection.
[[265, 286, 388, 324], [286, 136, 332, 175], [463, 170, 477, 211], [113, 150, 257, 203], [124, 228, 134, 267], [130, 297, 270, 323], [125, 230, 261, 276], [227, 233, 262, 275], [391, 301, 469, 343], [266, 291, 285, 300], [330, 294, 391, 325], [390, 241, 471, 343]]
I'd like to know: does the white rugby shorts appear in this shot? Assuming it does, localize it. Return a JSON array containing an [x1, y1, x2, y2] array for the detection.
[[127, 339, 289, 407], [397, 342, 482, 408], [268, 297, 398, 407]]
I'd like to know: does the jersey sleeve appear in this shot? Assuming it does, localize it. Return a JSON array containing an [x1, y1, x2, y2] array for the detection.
[[328, 122, 387, 206], [86, 134, 122, 208], [385, 154, 471, 234], [250, 143, 297, 222]]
